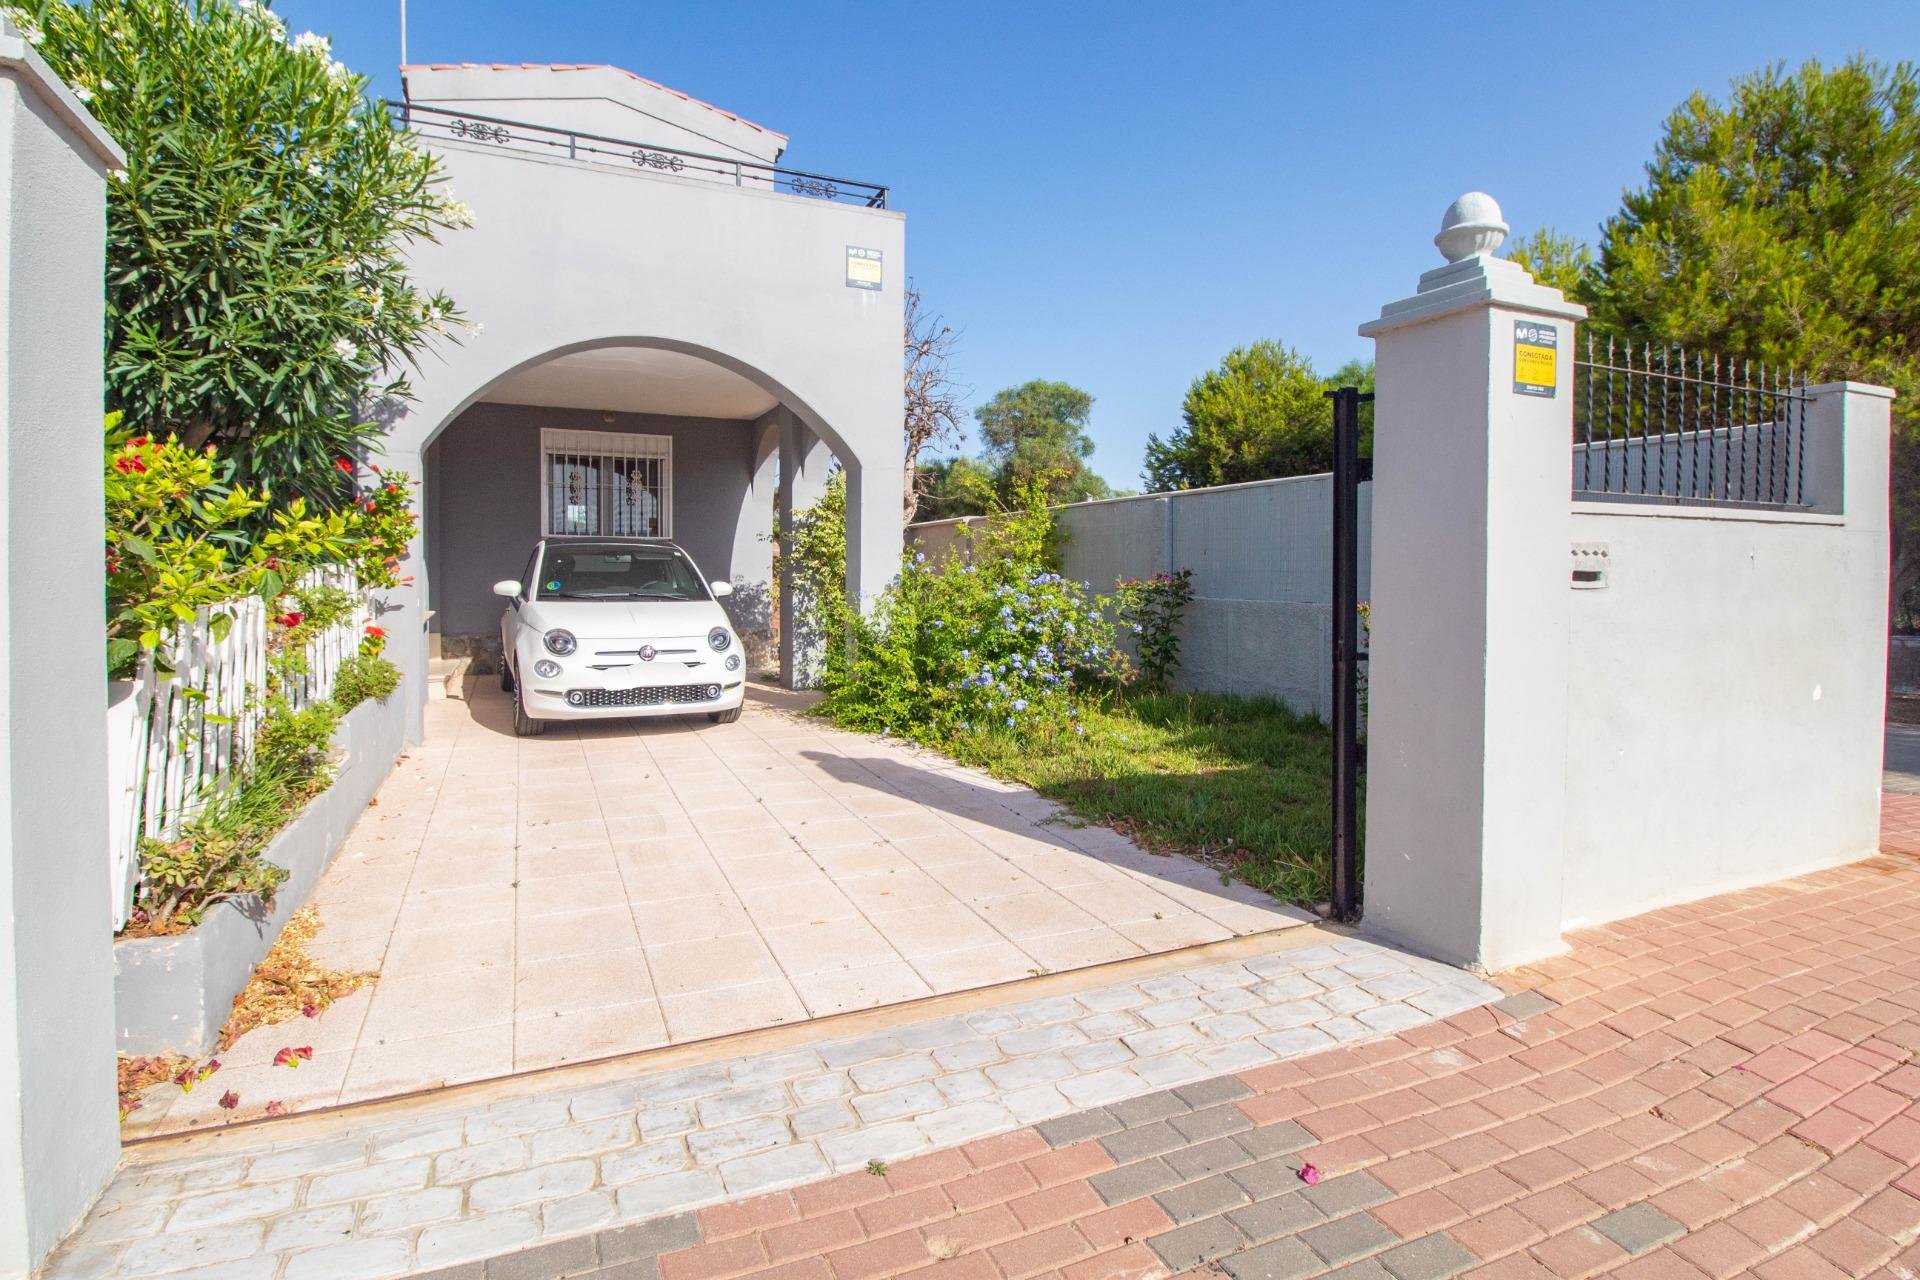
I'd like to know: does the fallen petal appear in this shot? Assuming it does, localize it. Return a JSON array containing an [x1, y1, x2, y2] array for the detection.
[[218, 1090, 240, 1110], [1298, 1162, 1321, 1185]]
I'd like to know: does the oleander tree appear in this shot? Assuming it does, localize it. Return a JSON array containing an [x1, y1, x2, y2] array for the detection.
[[9, 0, 471, 507]]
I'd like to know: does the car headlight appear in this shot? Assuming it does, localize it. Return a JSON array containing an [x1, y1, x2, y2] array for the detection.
[[725, 654, 742, 672], [708, 627, 731, 652], [544, 628, 577, 656], [533, 659, 562, 679]]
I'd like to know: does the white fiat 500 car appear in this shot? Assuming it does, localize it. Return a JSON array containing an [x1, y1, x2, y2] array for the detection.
[[495, 539, 745, 736]]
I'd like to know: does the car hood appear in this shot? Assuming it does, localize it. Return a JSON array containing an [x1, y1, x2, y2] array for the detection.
[[520, 598, 730, 641]]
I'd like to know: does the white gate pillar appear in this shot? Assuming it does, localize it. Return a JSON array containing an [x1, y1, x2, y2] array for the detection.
[[0, 19, 126, 1277], [1358, 194, 1586, 972]]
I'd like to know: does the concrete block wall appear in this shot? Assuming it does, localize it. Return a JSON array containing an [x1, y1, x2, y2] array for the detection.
[[909, 474, 1372, 719]]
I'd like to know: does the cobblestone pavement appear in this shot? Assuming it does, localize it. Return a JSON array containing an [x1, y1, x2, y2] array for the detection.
[[48, 932, 1498, 1278], [634, 851, 1920, 1280], [133, 686, 1309, 1135]]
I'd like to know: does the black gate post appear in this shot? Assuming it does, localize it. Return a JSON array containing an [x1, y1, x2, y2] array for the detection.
[[1329, 386, 1369, 923]]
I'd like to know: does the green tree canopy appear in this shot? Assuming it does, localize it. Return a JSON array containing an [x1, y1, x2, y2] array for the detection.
[[13, 0, 468, 507], [915, 455, 998, 521], [1142, 343, 1374, 491], [973, 379, 1112, 505], [1514, 57, 1920, 598]]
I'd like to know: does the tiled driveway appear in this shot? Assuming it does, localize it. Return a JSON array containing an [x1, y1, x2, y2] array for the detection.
[[136, 683, 1308, 1133]]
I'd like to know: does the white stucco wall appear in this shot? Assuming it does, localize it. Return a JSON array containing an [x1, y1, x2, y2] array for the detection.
[[378, 80, 905, 735], [0, 22, 124, 1277], [1559, 387, 1892, 928]]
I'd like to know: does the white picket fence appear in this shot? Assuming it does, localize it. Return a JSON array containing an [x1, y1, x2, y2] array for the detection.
[[105, 565, 365, 929]]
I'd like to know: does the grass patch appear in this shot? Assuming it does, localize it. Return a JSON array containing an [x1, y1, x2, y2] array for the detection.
[[940, 690, 1354, 905]]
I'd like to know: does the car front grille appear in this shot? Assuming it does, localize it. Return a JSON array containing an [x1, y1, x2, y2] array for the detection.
[[564, 684, 721, 709]]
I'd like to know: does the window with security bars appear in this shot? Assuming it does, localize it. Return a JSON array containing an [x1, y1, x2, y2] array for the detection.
[[540, 428, 673, 538]]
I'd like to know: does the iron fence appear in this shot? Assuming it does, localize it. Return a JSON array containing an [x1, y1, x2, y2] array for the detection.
[[387, 101, 890, 209], [1573, 335, 1810, 509]]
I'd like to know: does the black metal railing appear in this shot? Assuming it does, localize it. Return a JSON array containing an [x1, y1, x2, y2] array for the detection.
[[387, 101, 890, 209], [1573, 335, 1810, 509]]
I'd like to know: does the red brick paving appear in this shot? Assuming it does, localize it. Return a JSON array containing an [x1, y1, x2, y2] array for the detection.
[[657, 844, 1920, 1278]]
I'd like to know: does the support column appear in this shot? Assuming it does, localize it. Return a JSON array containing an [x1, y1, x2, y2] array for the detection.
[[777, 412, 832, 687], [0, 21, 126, 1277], [843, 458, 903, 615], [1358, 193, 1586, 972], [371, 443, 429, 744]]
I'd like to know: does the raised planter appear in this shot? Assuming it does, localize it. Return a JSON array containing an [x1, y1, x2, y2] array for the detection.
[[112, 691, 407, 1056]]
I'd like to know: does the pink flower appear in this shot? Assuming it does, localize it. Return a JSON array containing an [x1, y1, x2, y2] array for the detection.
[[263, 1100, 288, 1117], [1298, 1162, 1321, 1185], [217, 1090, 240, 1110]]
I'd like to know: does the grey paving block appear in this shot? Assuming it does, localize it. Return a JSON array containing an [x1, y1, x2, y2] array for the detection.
[[1302, 1211, 1398, 1266], [1174, 1075, 1254, 1108], [1221, 1236, 1320, 1280], [1322, 1260, 1393, 1280], [581, 1261, 659, 1280], [1099, 1120, 1187, 1164], [1491, 990, 1557, 1021], [1166, 1135, 1257, 1181], [1108, 1089, 1191, 1126], [1379, 1233, 1476, 1280], [1169, 1102, 1254, 1142], [1231, 1154, 1316, 1200], [595, 1214, 699, 1264], [1090, 1156, 1183, 1206], [486, 1234, 599, 1280], [1034, 1107, 1122, 1147], [1300, 1172, 1393, 1217], [1227, 1193, 1325, 1243], [1149, 1216, 1248, 1270], [1590, 1203, 1684, 1256], [1236, 1121, 1314, 1160], [410, 1267, 486, 1280], [1154, 1173, 1251, 1224]]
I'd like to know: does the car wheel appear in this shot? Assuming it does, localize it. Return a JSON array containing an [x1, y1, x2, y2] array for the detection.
[[513, 684, 546, 736], [499, 658, 515, 693], [707, 706, 742, 724]]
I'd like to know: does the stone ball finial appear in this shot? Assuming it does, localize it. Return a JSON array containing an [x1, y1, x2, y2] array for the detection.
[[1435, 192, 1509, 263]]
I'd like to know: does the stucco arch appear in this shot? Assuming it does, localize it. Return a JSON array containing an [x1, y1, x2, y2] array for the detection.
[[402, 334, 860, 474]]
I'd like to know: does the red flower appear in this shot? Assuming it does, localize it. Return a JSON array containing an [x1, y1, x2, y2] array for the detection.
[[335, 457, 356, 474], [301, 1002, 318, 1018], [112, 456, 147, 474], [274, 612, 303, 629], [218, 1090, 240, 1110], [129, 435, 149, 447], [364, 625, 385, 639], [272, 1046, 313, 1068]]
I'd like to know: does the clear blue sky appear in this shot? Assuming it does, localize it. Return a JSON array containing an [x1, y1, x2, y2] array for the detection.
[[283, 0, 1917, 488]]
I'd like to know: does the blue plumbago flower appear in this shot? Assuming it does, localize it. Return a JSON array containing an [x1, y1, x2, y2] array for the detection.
[[1075, 723, 1085, 735], [964, 564, 977, 574], [960, 648, 970, 659], [931, 619, 944, 628], [1131, 623, 1144, 634], [914, 551, 926, 564], [1012, 698, 1028, 712], [1064, 621, 1076, 634]]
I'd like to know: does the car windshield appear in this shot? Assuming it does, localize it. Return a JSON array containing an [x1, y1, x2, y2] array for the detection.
[[533, 544, 710, 602]]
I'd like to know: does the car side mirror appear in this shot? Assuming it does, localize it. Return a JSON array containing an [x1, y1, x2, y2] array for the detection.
[[710, 580, 734, 598], [492, 580, 522, 599]]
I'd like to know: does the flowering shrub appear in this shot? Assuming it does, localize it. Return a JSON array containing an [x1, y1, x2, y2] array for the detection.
[[1115, 569, 1194, 691], [105, 419, 419, 676], [813, 480, 1121, 742]]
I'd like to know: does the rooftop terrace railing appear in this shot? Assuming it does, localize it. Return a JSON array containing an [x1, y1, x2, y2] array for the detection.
[[387, 101, 890, 209]]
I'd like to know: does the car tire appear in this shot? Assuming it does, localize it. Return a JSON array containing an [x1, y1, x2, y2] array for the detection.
[[499, 659, 515, 693], [708, 706, 742, 724], [513, 685, 546, 736]]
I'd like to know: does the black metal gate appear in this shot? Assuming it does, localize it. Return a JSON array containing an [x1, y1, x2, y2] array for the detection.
[[1328, 387, 1370, 923]]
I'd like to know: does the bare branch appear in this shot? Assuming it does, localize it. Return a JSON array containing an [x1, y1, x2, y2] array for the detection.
[[902, 284, 964, 524]]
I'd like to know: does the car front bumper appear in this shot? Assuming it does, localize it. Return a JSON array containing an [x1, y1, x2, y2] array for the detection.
[[524, 677, 746, 720]]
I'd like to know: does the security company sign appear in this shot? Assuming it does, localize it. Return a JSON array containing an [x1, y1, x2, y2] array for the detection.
[[1514, 320, 1558, 397], [845, 246, 883, 290]]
